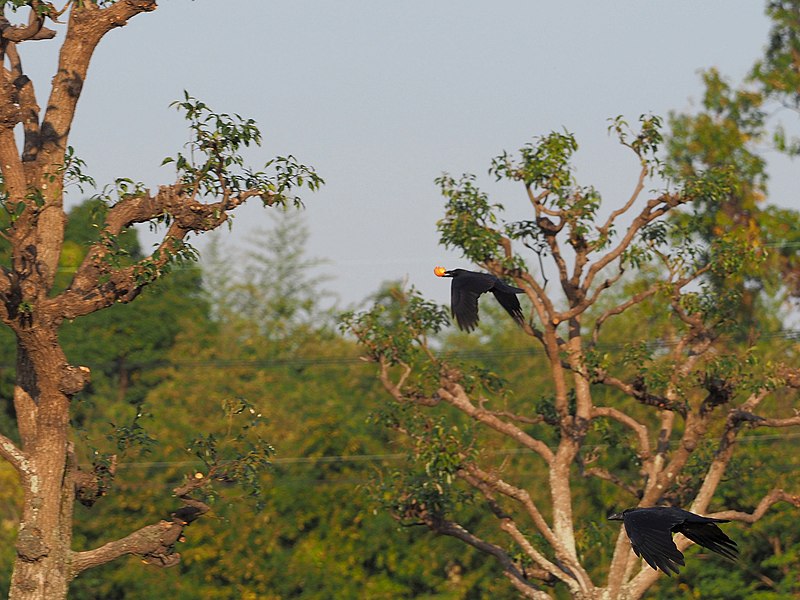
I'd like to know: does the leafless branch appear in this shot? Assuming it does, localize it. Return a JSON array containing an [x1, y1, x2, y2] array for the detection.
[[461, 464, 558, 548], [598, 163, 648, 235], [431, 518, 551, 599], [709, 488, 800, 523], [0, 432, 28, 477], [743, 414, 800, 428], [438, 374, 555, 463], [377, 356, 419, 403], [483, 409, 546, 426], [591, 406, 651, 459], [591, 284, 660, 345], [500, 519, 583, 597], [582, 466, 640, 498], [34, 0, 157, 169], [594, 373, 685, 416]]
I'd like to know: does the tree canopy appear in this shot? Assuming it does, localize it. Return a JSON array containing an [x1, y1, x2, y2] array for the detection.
[[0, 1, 797, 599]]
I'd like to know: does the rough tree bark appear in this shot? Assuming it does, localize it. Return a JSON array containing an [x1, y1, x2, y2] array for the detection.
[[0, 2, 314, 598]]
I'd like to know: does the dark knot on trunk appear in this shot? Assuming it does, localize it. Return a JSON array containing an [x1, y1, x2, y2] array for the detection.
[[59, 365, 91, 397], [16, 526, 48, 562]]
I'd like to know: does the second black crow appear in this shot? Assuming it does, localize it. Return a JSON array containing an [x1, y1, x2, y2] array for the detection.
[[608, 506, 738, 576], [434, 267, 525, 332]]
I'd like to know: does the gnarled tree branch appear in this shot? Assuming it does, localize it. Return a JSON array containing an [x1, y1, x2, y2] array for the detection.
[[70, 472, 211, 577]]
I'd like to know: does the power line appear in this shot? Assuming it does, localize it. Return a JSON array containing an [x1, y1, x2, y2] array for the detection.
[[19, 431, 790, 472], [0, 329, 792, 372]]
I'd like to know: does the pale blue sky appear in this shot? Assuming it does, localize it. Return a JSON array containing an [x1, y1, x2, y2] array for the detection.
[[22, 1, 798, 306]]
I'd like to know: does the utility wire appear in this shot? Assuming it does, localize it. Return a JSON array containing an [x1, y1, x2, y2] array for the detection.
[[1, 329, 795, 372], [31, 431, 795, 472]]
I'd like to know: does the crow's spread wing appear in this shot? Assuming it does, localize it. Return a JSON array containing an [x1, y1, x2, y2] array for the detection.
[[623, 511, 685, 576], [491, 289, 524, 326], [451, 275, 493, 332], [676, 520, 738, 561]]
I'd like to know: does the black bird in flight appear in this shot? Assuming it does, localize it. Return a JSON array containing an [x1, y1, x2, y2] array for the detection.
[[434, 267, 525, 332], [609, 507, 738, 576]]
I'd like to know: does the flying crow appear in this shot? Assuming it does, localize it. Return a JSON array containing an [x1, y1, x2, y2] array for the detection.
[[434, 267, 525, 332], [608, 506, 738, 576]]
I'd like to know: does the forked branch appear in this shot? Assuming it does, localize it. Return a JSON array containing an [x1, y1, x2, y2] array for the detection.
[[70, 473, 211, 577]]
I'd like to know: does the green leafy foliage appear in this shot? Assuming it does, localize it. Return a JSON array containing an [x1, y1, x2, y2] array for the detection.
[[608, 114, 664, 169], [186, 397, 273, 506], [490, 130, 578, 195], [753, 0, 800, 113], [163, 92, 323, 207], [340, 286, 449, 366], [435, 174, 508, 266], [0, 6, 798, 599], [666, 62, 800, 337]]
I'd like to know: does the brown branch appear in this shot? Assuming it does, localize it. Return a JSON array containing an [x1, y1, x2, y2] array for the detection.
[[70, 519, 185, 574], [517, 270, 557, 328], [645, 412, 711, 505], [484, 243, 556, 331], [690, 402, 752, 512], [547, 234, 571, 296], [460, 463, 594, 592], [70, 473, 211, 577], [590, 406, 651, 459], [461, 464, 558, 549], [499, 519, 583, 596], [483, 409, 545, 426], [0, 432, 29, 477], [743, 414, 800, 428], [0, 129, 25, 197], [583, 193, 686, 293], [526, 186, 561, 218], [598, 163, 648, 236], [592, 283, 660, 345], [458, 469, 564, 585], [34, 0, 157, 168], [4, 41, 42, 162], [573, 267, 625, 315], [377, 356, 423, 403], [582, 466, 640, 498], [0, 4, 56, 42], [669, 293, 706, 331], [503, 575, 554, 600], [687, 382, 797, 515], [707, 488, 800, 523], [525, 193, 570, 294], [595, 373, 685, 416], [52, 185, 263, 319], [431, 517, 552, 600], [438, 374, 554, 463]]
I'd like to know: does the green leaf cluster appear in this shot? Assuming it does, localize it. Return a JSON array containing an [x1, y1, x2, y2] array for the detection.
[[162, 93, 323, 207]]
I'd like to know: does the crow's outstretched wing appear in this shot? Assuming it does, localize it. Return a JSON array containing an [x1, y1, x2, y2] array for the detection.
[[676, 519, 738, 561], [623, 510, 685, 576], [450, 275, 493, 332], [491, 288, 524, 326]]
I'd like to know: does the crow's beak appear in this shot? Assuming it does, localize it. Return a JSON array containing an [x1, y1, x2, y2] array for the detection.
[[608, 512, 624, 521]]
